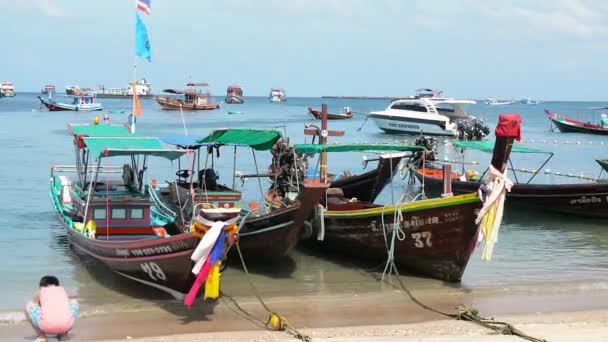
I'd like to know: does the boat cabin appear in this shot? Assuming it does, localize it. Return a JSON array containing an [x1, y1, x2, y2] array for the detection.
[[70, 95, 97, 105], [387, 98, 475, 119]]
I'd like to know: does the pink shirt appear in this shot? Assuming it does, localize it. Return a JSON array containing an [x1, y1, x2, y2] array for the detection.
[[39, 286, 74, 334]]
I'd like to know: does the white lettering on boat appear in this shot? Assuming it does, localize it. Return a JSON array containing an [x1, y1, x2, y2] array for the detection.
[[388, 122, 420, 130], [570, 196, 602, 204], [401, 216, 439, 229], [131, 246, 173, 257], [412, 231, 433, 248], [140, 262, 167, 281], [116, 249, 129, 257]]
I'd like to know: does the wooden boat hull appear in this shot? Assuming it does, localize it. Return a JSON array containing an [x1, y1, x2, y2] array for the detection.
[[156, 96, 220, 111], [68, 228, 198, 298], [414, 168, 608, 218], [330, 154, 405, 203], [547, 111, 608, 135], [317, 193, 482, 282], [308, 108, 353, 120], [39, 96, 103, 111]]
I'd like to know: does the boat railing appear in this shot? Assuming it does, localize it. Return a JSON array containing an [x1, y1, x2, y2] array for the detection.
[[420, 98, 438, 115], [146, 184, 177, 218], [50, 165, 124, 178]]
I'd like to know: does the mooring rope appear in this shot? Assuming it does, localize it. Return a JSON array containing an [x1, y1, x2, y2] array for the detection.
[[387, 261, 547, 342], [230, 243, 312, 342]]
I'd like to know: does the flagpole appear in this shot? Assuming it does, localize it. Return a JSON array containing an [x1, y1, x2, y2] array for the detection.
[[132, 1, 138, 133]]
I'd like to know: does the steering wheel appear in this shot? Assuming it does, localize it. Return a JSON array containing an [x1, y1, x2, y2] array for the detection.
[[176, 170, 191, 179]]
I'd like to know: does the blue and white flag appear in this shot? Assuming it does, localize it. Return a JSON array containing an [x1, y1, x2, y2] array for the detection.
[[136, 0, 151, 15], [135, 13, 152, 62]]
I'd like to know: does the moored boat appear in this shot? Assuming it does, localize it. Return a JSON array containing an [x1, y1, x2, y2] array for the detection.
[[41, 84, 56, 95], [96, 78, 153, 98], [269, 88, 286, 103], [412, 134, 608, 218], [485, 97, 514, 105], [0, 81, 16, 97], [225, 85, 244, 104], [39, 94, 103, 111], [308, 107, 353, 120], [156, 83, 220, 110], [546, 109, 608, 135], [50, 124, 201, 297], [154, 130, 328, 261], [369, 89, 489, 139]]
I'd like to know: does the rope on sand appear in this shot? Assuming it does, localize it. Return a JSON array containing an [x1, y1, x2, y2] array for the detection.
[[222, 242, 311, 342], [387, 261, 547, 342]]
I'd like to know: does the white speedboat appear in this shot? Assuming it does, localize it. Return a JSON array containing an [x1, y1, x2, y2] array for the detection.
[[369, 96, 480, 137]]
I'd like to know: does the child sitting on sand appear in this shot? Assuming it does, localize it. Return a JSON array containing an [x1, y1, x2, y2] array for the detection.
[[25, 276, 79, 342]]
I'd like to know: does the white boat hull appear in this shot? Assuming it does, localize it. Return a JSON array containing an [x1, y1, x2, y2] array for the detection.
[[370, 114, 457, 136]]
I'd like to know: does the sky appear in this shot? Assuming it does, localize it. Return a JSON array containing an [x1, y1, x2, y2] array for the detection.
[[1, 0, 607, 100]]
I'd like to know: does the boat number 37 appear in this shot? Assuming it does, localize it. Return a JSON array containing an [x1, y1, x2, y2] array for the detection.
[[411, 231, 432, 248], [140, 262, 167, 281]]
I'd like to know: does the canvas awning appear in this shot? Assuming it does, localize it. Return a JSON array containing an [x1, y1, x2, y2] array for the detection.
[[294, 143, 424, 154], [197, 129, 283, 151], [83, 137, 187, 160], [453, 140, 547, 154], [68, 124, 134, 137]]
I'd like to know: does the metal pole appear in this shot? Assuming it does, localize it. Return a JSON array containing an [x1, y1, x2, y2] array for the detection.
[[251, 149, 265, 213], [321, 103, 328, 183]]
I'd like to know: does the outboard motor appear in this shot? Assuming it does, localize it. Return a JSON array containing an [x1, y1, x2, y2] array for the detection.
[[410, 136, 438, 168], [270, 139, 308, 197]]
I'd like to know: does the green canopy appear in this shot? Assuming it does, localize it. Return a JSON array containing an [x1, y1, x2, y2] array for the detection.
[[68, 124, 135, 137], [294, 143, 424, 154], [453, 141, 547, 154], [83, 137, 187, 160], [197, 129, 282, 151]]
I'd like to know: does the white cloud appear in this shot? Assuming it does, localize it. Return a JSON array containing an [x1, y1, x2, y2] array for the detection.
[[477, 0, 608, 38], [0, 0, 64, 17]]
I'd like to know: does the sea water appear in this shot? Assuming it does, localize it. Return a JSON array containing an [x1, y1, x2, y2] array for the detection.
[[1, 93, 607, 323]]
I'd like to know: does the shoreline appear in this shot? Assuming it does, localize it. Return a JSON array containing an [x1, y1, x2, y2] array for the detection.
[[2, 281, 608, 341]]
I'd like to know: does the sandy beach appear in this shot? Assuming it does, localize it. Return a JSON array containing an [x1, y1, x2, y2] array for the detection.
[[2, 284, 608, 341]]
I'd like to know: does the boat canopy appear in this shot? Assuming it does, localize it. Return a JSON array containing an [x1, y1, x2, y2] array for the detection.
[[453, 140, 548, 154], [83, 137, 187, 160], [196, 128, 283, 151], [294, 143, 424, 154], [68, 124, 133, 137]]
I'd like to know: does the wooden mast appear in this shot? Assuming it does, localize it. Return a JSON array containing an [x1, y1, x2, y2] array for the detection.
[[304, 103, 344, 183]]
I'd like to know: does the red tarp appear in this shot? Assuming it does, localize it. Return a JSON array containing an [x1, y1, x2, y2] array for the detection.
[[495, 113, 522, 141]]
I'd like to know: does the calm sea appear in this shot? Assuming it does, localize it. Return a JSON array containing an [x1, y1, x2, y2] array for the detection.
[[1, 93, 607, 323]]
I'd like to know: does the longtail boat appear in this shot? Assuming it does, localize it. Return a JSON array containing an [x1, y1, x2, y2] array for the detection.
[[412, 134, 608, 219], [281, 113, 518, 281], [39, 94, 103, 111], [50, 124, 200, 297], [156, 83, 220, 110], [154, 129, 328, 261], [546, 109, 608, 135], [308, 107, 353, 120]]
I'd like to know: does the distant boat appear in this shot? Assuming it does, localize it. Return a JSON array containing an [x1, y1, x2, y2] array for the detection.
[[521, 98, 541, 105], [38, 94, 103, 111], [65, 85, 92, 96], [546, 109, 608, 135], [0, 81, 16, 97], [95, 78, 153, 98], [156, 82, 220, 110], [485, 97, 514, 105], [225, 85, 244, 104], [41, 85, 56, 95], [308, 107, 353, 120], [269, 88, 286, 103]]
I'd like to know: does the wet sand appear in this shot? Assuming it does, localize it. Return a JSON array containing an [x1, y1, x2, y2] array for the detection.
[[2, 280, 608, 341]]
